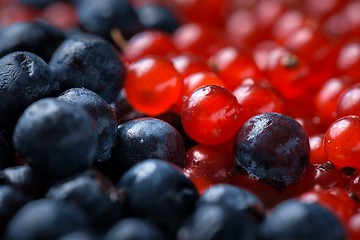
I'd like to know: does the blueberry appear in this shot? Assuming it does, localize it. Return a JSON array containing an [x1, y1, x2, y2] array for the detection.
[[49, 33, 125, 103], [46, 169, 123, 231], [0, 186, 30, 235], [58, 88, 118, 161], [198, 184, 265, 217], [112, 117, 186, 172], [234, 112, 310, 189], [116, 159, 198, 235], [0, 20, 66, 62], [177, 204, 259, 240], [258, 199, 346, 240], [105, 218, 166, 240], [58, 231, 97, 240], [13, 98, 97, 181], [136, 4, 180, 33], [5, 199, 89, 240], [75, 0, 143, 40], [0, 165, 47, 199], [0, 51, 59, 134]]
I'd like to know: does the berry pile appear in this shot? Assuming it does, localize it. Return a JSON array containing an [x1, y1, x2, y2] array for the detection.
[[0, 0, 360, 239]]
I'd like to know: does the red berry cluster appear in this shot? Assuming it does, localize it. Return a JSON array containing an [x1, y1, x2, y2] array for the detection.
[[126, 1, 360, 238], [2, 0, 360, 239]]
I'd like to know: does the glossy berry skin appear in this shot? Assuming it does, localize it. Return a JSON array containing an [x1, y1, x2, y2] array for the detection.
[[198, 184, 264, 216], [184, 144, 234, 189], [324, 115, 360, 169], [0, 185, 30, 234], [57, 231, 96, 240], [234, 112, 310, 189], [264, 47, 311, 100], [208, 47, 262, 91], [314, 76, 355, 130], [49, 33, 125, 103], [46, 169, 123, 231], [336, 41, 360, 80], [105, 218, 166, 240], [58, 88, 118, 162], [5, 199, 89, 240], [123, 31, 178, 62], [0, 20, 65, 62], [0, 165, 47, 199], [136, 4, 180, 33], [116, 159, 198, 234], [112, 117, 185, 170], [232, 79, 284, 122], [75, 0, 143, 40], [175, 71, 225, 112], [172, 23, 225, 58], [336, 83, 360, 118], [0, 51, 58, 133], [124, 56, 182, 115], [182, 72, 225, 101], [13, 98, 97, 181], [258, 200, 345, 240], [309, 134, 327, 165], [181, 85, 243, 145], [171, 54, 211, 78], [177, 204, 259, 240]]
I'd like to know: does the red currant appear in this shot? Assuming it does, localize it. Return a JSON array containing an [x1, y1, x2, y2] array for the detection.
[[324, 115, 360, 169], [123, 30, 178, 62], [208, 47, 263, 91], [181, 85, 243, 145], [124, 56, 183, 115]]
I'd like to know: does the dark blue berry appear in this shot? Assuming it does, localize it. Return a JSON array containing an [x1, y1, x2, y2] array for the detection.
[[234, 112, 310, 189], [0, 186, 30, 235], [75, 0, 143, 40], [5, 199, 89, 240], [105, 218, 166, 240], [177, 204, 259, 240], [46, 169, 123, 231], [116, 159, 198, 235], [12, 98, 97, 181], [136, 4, 180, 33], [57, 231, 97, 240], [0, 165, 47, 199], [258, 199, 346, 240], [0, 51, 59, 133], [0, 20, 66, 62], [112, 117, 186, 170], [198, 183, 265, 217], [49, 33, 125, 103], [58, 88, 118, 161]]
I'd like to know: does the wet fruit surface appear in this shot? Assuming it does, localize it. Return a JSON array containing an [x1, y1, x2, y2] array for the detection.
[[234, 112, 310, 189]]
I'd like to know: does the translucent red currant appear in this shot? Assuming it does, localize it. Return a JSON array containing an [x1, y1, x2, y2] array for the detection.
[[324, 115, 360, 169], [124, 56, 182, 115], [181, 85, 243, 145]]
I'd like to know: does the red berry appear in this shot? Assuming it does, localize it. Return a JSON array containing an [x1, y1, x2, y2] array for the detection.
[[208, 47, 263, 91], [181, 85, 243, 145], [123, 30, 178, 62], [324, 115, 360, 169], [124, 56, 183, 115]]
